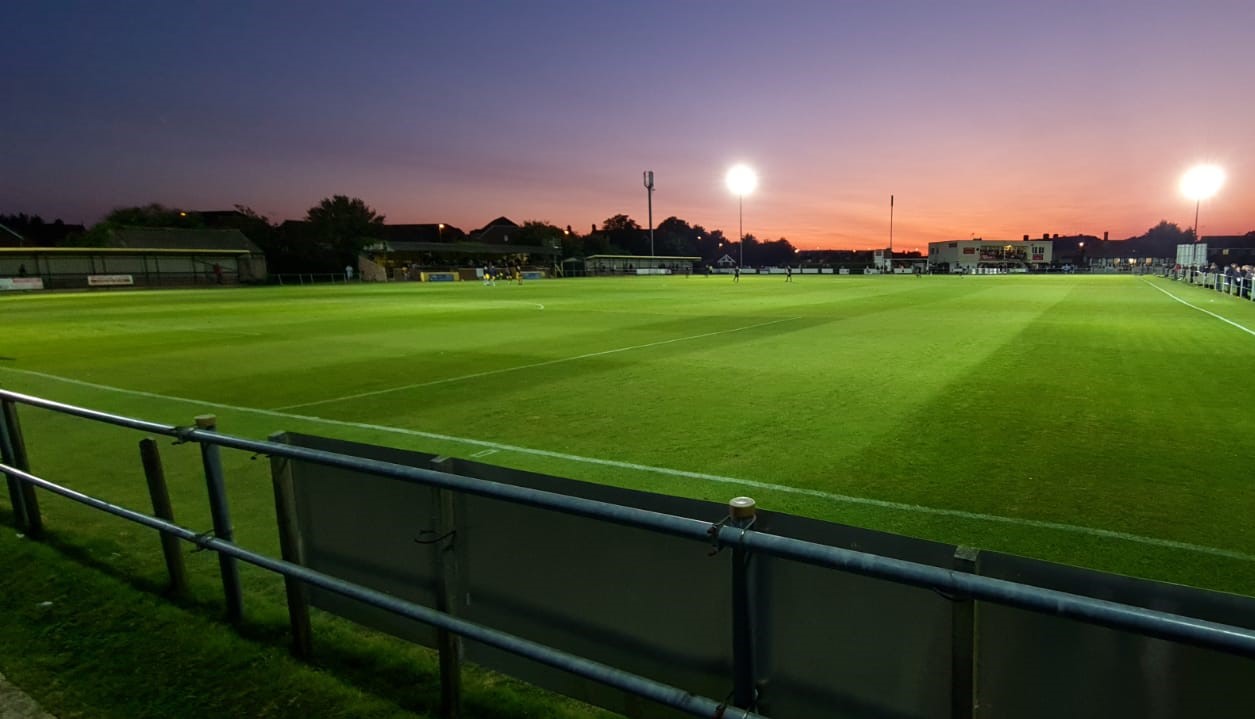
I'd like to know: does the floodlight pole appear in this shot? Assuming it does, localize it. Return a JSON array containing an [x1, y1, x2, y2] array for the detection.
[[644, 170, 655, 258], [1193, 199, 1201, 243], [738, 195, 744, 268], [889, 194, 895, 272]]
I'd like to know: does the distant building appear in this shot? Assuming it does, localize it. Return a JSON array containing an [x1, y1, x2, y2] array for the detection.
[[1, 225, 268, 288], [471, 217, 520, 245], [928, 239, 1053, 272], [363, 218, 556, 274], [1201, 234, 1255, 266]]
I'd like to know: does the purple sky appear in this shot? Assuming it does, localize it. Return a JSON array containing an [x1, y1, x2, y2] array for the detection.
[[3, 1, 1253, 249]]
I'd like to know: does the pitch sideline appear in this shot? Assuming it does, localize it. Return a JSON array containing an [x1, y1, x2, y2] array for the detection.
[[1144, 278, 1255, 337]]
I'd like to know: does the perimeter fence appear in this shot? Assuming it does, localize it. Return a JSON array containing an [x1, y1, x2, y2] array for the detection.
[[3, 389, 1255, 718]]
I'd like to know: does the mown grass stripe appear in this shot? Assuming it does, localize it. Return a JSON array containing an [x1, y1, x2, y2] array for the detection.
[[5, 365, 1253, 564]]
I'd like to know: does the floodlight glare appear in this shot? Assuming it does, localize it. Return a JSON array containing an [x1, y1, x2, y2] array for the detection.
[[1180, 164, 1225, 202], [725, 164, 758, 197]]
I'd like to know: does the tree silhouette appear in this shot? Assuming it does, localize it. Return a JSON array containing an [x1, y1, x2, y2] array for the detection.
[[656, 216, 698, 256], [62, 203, 201, 247], [105, 203, 202, 228], [305, 195, 385, 265], [600, 214, 644, 254], [601, 214, 640, 232]]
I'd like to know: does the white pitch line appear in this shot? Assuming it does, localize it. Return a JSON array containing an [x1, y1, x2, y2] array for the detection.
[[1144, 280, 1255, 337], [3, 366, 1255, 564], [274, 315, 803, 411]]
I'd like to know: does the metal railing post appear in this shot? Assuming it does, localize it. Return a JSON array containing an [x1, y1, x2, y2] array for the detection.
[[139, 437, 189, 597], [1, 398, 41, 537], [951, 546, 979, 719], [268, 433, 313, 659], [728, 496, 758, 711], [1, 399, 29, 529], [430, 457, 464, 718], [196, 414, 243, 625]]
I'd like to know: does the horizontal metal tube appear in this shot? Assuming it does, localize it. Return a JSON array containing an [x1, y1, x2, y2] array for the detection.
[[0, 389, 177, 436], [0, 390, 717, 541], [0, 462, 760, 719], [6, 389, 1255, 661], [719, 526, 1255, 659]]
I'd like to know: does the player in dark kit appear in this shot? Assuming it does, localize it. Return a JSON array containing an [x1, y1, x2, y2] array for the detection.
[[733, 266, 740, 283], [785, 266, 793, 283]]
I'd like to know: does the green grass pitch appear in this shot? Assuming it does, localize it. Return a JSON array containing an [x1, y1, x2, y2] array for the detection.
[[3, 273, 1255, 600]]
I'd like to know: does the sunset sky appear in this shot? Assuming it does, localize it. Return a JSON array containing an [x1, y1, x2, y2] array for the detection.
[[4, 1, 1253, 249]]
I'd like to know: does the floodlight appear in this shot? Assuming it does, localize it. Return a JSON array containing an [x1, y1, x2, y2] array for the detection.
[[725, 164, 758, 197], [1180, 165, 1225, 201]]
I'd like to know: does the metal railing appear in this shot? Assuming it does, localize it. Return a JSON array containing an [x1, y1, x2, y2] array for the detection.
[[271, 272, 359, 285], [0, 389, 762, 719], [5, 388, 1255, 717], [1170, 269, 1254, 300]]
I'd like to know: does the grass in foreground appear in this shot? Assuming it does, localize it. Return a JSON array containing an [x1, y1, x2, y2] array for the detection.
[[0, 509, 614, 719], [1, 274, 1254, 714]]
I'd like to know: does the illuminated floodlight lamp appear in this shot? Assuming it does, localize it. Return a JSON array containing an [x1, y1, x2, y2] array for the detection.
[[725, 164, 758, 197], [1180, 164, 1225, 201], [725, 164, 758, 267], [1180, 164, 1225, 243]]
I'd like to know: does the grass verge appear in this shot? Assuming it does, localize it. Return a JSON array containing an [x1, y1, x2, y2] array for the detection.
[[0, 510, 615, 719]]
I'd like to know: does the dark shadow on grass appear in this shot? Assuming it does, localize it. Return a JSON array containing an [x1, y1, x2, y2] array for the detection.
[[12, 522, 602, 719], [32, 527, 222, 609]]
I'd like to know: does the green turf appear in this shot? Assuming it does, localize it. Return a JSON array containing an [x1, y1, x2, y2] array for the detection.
[[2, 274, 1255, 713]]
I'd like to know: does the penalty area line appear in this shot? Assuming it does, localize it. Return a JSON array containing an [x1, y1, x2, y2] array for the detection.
[[3, 366, 1255, 564]]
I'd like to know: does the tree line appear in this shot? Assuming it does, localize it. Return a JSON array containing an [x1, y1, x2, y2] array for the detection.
[[6, 202, 1246, 273], [3, 197, 803, 271]]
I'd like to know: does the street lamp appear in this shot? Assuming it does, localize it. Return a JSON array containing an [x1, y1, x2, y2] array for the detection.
[[1180, 164, 1225, 243], [725, 164, 758, 268], [438, 223, 445, 242]]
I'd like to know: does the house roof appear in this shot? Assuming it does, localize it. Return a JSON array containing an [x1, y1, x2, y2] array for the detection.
[[470, 217, 520, 244], [110, 227, 262, 253], [475, 216, 518, 231], [1201, 234, 1255, 249]]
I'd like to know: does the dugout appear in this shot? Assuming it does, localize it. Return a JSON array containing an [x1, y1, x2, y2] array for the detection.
[[581, 254, 700, 276]]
